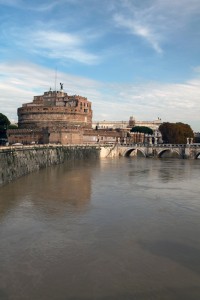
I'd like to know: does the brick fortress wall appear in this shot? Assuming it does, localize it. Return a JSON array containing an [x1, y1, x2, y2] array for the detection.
[[18, 90, 92, 130]]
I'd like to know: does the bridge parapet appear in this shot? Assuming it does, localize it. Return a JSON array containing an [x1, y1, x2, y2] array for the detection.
[[104, 143, 200, 159]]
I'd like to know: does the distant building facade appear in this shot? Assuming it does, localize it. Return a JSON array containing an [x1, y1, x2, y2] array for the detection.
[[92, 120, 128, 130], [93, 116, 162, 131]]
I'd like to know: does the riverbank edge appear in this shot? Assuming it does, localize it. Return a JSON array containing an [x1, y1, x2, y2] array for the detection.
[[0, 145, 100, 186]]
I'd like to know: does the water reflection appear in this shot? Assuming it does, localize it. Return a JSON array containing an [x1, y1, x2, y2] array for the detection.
[[0, 159, 99, 220], [159, 150, 180, 158], [28, 160, 93, 215], [126, 158, 197, 183], [139, 240, 200, 276], [0, 157, 200, 300], [158, 159, 197, 183]]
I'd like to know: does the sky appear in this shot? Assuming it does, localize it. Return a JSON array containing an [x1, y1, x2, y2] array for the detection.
[[0, 0, 200, 131]]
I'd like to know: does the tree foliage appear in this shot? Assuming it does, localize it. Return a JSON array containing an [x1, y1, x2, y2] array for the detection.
[[0, 113, 10, 127], [8, 124, 18, 129], [131, 126, 153, 135], [159, 122, 194, 144], [0, 113, 11, 140]]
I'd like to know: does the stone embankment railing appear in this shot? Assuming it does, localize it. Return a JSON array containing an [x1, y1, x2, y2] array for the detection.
[[110, 142, 200, 159]]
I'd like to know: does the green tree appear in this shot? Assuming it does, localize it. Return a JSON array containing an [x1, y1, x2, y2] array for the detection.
[[131, 126, 153, 135], [8, 124, 18, 129], [0, 113, 11, 141], [159, 122, 194, 144], [0, 113, 10, 127]]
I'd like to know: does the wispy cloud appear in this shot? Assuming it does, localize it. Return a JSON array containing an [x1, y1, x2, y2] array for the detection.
[[0, 62, 101, 120], [29, 29, 100, 64], [1, 24, 100, 65], [0, 0, 66, 11], [0, 0, 200, 130], [27, 1, 62, 12], [112, 0, 200, 54], [114, 14, 162, 54], [154, 0, 200, 17], [0, 0, 21, 6], [22, 0, 79, 12], [0, 62, 200, 130], [193, 66, 200, 73]]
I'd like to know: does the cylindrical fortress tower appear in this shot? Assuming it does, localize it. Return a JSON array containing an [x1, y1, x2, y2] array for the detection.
[[18, 90, 93, 129]]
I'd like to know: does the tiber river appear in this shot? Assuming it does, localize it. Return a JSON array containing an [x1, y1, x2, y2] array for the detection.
[[0, 157, 200, 300]]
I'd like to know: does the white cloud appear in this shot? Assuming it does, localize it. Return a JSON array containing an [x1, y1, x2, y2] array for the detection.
[[193, 66, 200, 73], [154, 0, 200, 17], [0, 62, 200, 130], [26, 1, 63, 12], [112, 0, 200, 53], [0, 62, 101, 120], [28, 30, 100, 64], [0, 0, 21, 6], [0, 19, 101, 65], [34, 31, 80, 46], [0, 0, 67, 11], [21, 29, 100, 64], [114, 14, 162, 54]]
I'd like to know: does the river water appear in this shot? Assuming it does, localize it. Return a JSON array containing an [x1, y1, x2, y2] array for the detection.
[[0, 157, 200, 300]]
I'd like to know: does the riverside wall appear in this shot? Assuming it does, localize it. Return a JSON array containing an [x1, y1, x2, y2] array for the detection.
[[0, 145, 100, 186]]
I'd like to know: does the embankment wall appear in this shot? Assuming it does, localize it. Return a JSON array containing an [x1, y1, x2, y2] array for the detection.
[[0, 145, 100, 186]]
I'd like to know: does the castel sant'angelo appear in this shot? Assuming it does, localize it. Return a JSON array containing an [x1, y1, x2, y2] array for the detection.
[[18, 84, 92, 130], [8, 83, 162, 145], [8, 84, 95, 144]]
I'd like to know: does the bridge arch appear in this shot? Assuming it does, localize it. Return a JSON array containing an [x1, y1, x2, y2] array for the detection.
[[158, 149, 180, 158], [124, 148, 146, 157]]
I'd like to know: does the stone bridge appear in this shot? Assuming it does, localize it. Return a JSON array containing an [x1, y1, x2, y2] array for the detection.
[[100, 143, 200, 159]]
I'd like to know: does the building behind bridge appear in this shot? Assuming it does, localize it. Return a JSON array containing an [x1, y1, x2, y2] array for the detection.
[[92, 116, 162, 131], [7, 87, 163, 145]]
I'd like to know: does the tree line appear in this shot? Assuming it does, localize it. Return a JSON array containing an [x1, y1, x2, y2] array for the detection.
[[131, 122, 195, 144], [159, 122, 194, 144]]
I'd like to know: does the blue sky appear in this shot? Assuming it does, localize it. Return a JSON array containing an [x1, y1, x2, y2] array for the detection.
[[0, 0, 200, 131]]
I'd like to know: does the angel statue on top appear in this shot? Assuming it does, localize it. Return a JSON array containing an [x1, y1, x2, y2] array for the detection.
[[60, 83, 64, 90]]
